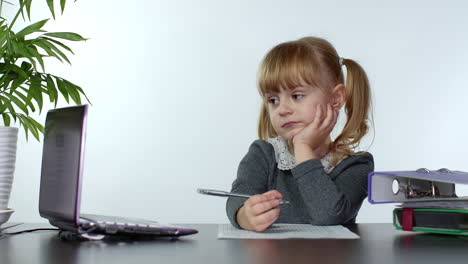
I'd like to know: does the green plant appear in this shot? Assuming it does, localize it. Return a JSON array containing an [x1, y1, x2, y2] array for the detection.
[[0, 0, 89, 140]]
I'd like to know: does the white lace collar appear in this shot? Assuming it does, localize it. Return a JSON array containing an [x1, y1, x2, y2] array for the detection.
[[267, 137, 336, 173]]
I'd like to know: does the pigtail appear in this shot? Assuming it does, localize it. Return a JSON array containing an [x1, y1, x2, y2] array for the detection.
[[330, 58, 371, 165]]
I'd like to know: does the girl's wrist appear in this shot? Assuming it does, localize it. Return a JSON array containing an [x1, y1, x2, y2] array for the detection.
[[294, 144, 321, 164], [236, 206, 250, 230]]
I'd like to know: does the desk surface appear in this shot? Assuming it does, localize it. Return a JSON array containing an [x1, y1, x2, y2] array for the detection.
[[1, 223, 468, 264]]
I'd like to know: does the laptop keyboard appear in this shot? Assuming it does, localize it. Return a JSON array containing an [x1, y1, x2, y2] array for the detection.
[[80, 213, 179, 235], [81, 214, 163, 226]]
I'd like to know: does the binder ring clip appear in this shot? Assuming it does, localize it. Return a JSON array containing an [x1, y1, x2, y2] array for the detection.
[[416, 168, 431, 173], [394, 168, 455, 198], [437, 168, 451, 173], [404, 179, 439, 198], [397, 168, 439, 198]]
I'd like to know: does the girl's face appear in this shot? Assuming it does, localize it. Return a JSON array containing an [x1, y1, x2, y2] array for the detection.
[[264, 84, 332, 141]]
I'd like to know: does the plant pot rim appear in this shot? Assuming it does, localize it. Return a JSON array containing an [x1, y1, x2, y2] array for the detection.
[[0, 127, 19, 131]]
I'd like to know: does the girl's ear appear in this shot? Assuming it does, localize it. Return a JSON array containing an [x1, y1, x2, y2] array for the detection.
[[331, 84, 345, 110]]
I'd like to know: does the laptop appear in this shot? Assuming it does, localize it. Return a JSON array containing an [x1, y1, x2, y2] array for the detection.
[[38, 105, 198, 238]]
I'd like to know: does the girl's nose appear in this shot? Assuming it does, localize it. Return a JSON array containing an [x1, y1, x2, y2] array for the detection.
[[278, 101, 293, 116]]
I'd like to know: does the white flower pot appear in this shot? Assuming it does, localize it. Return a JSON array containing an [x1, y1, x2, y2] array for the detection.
[[0, 127, 18, 210]]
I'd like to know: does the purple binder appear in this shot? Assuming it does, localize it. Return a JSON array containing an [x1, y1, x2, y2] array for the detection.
[[368, 168, 468, 204]]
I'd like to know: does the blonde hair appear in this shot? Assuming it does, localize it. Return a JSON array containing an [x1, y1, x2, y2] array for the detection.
[[257, 37, 371, 165]]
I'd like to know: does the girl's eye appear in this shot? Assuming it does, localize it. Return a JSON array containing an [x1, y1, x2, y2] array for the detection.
[[293, 94, 304, 100], [268, 98, 279, 105]]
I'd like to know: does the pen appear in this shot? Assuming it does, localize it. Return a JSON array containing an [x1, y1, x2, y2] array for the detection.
[[197, 188, 290, 205]]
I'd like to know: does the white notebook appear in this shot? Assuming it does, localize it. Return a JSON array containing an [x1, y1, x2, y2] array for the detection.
[[218, 224, 359, 239]]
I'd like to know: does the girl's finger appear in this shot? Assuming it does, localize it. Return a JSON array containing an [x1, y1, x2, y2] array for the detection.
[[321, 103, 334, 130], [251, 199, 280, 216], [312, 104, 322, 127], [328, 104, 338, 132], [320, 104, 326, 123], [263, 190, 283, 199], [331, 109, 339, 129], [253, 207, 280, 227], [247, 190, 283, 208], [245, 194, 269, 207]]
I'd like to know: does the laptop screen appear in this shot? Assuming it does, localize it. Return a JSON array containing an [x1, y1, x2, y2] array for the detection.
[[39, 105, 88, 225]]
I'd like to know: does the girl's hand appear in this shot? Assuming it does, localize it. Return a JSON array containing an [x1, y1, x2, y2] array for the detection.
[[236, 190, 283, 232], [292, 103, 338, 161]]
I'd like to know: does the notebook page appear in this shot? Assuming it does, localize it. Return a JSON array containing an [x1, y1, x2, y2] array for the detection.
[[218, 224, 359, 239]]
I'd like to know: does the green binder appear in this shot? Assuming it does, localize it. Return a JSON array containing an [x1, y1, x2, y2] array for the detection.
[[393, 208, 468, 236]]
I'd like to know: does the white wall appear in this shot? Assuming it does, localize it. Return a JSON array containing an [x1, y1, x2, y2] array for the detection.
[[6, 0, 468, 224]]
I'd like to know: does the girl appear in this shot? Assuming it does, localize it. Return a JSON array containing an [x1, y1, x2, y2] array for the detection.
[[226, 37, 374, 232]]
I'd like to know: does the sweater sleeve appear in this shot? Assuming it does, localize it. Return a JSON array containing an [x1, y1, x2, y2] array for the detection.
[[226, 140, 272, 229], [290, 152, 374, 225]]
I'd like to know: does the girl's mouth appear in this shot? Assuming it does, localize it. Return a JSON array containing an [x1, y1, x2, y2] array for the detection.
[[282, 121, 299, 128]]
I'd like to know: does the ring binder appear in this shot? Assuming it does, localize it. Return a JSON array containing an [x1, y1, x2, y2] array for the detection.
[[397, 168, 454, 199], [370, 168, 468, 236], [368, 168, 466, 204]]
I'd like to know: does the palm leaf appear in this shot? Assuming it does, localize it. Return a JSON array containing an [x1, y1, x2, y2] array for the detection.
[[0, 99, 8, 113], [46, 0, 55, 19], [20, 61, 33, 72], [30, 74, 43, 112], [0, 103, 6, 113], [43, 32, 87, 41], [0, 25, 8, 45], [63, 79, 89, 103], [60, 0, 66, 14], [2, 113, 10, 126], [45, 74, 58, 105], [17, 114, 29, 140], [27, 115, 44, 133], [13, 88, 35, 112], [10, 70, 28, 91], [9, 63, 29, 79], [62, 79, 80, 104], [0, 96, 13, 112], [33, 39, 63, 63], [41, 36, 74, 54], [26, 45, 45, 72], [55, 78, 69, 103], [18, 0, 33, 20], [23, 116, 40, 141], [3, 92, 28, 114], [36, 38, 70, 64], [15, 19, 48, 39]]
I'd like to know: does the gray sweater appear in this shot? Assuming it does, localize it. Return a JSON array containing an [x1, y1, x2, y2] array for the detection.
[[226, 140, 374, 228]]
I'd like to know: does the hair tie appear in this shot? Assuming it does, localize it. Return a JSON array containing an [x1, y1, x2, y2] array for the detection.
[[339, 57, 344, 66]]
